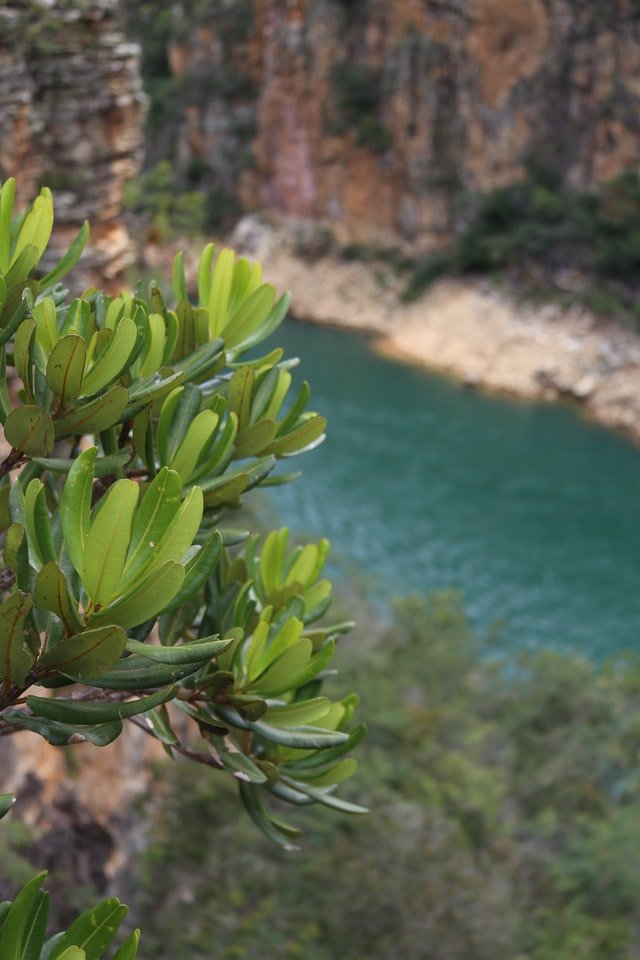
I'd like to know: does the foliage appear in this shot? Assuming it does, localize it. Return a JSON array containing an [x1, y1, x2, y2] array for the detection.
[[0, 863, 139, 960], [129, 591, 640, 959], [328, 62, 393, 155], [0, 178, 365, 877], [403, 169, 640, 320]]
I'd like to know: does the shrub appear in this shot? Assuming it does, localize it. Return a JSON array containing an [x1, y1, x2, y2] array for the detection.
[[0, 180, 366, 944]]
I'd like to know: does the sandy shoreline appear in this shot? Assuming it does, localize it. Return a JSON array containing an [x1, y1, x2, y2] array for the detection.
[[248, 242, 640, 446], [143, 219, 640, 444]]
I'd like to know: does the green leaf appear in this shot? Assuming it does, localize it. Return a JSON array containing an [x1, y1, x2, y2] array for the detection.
[[13, 315, 36, 401], [20, 889, 49, 960], [0, 871, 47, 960], [0, 794, 15, 819], [46, 336, 86, 408], [40, 220, 89, 289], [0, 591, 34, 685], [34, 562, 83, 634], [60, 447, 96, 576], [119, 467, 182, 589], [208, 247, 235, 336], [264, 415, 327, 457], [83, 656, 204, 690], [28, 685, 176, 724], [4, 405, 54, 457], [80, 318, 137, 396], [49, 898, 127, 960], [111, 930, 140, 960], [90, 561, 185, 629], [280, 776, 369, 814], [23, 479, 56, 568], [266, 697, 332, 727], [3, 709, 123, 746], [4, 523, 29, 591], [250, 720, 349, 749], [162, 529, 223, 613], [234, 419, 278, 459], [125, 635, 231, 663], [238, 782, 299, 850], [40, 625, 126, 681], [53, 949, 85, 960], [83, 479, 138, 605], [250, 638, 313, 698], [54, 385, 128, 438]]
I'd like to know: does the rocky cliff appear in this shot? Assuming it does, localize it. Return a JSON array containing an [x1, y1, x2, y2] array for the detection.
[[132, 0, 640, 252], [0, 0, 146, 280]]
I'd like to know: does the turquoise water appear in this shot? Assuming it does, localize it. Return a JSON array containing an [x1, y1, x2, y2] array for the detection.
[[261, 319, 640, 658]]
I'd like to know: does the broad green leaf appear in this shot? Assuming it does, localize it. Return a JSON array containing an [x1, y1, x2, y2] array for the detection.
[[162, 529, 223, 612], [90, 560, 185, 629], [4, 523, 29, 591], [2, 709, 123, 747], [83, 479, 138, 605], [23, 479, 56, 568], [4, 405, 54, 457], [49, 898, 127, 960], [20, 888, 49, 960], [83, 655, 204, 690], [54, 385, 128, 438], [250, 638, 313, 698], [280, 776, 368, 814], [28, 685, 176, 724], [125, 635, 231, 663], [134, 486, 203, 577], [264, 415, 327, 457], [52, 949, 85, 960], [197, 242, 215, 307], [266, 697, 332, 728], [239, 782, 299, 850], [0, 871, 47, 960], [0, 178, 16, 272], [0, 591, 34, 685], [39, 220, 89, 289], [120, 467, 182, 588], [80, 318, 137, 396], [13, 315, 36, 401], [34, 562, 83, 634], [170, 409, 218, 481], [46, 336, 86, 408], [60, 447, 96, 576], [251, 719, 348, 749], [0, 794, 14, 819], [234, 419, 278, 459], [40, 625, 126, 680], [111, 930, 140, 960], [208, 248, 235, 336]]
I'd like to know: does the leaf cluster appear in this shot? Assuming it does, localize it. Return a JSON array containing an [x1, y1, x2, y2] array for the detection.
[[0, 180, 365, 851]]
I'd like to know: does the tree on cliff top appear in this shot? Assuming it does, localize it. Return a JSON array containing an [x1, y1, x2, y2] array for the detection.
[[0, 180, 365, 956]]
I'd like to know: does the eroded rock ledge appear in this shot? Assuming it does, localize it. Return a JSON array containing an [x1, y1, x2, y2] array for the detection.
[[0, 0, 146, 282]]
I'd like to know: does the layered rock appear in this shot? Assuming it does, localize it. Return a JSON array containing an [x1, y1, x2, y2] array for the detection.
[[0, 0, 146, 281], [151, 0, 640, 251]]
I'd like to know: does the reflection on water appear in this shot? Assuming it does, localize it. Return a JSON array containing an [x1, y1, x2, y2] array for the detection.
[[259, 319, 640, 657]]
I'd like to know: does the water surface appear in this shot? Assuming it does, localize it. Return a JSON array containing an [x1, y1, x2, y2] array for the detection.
[[261, 320, 640, 657]]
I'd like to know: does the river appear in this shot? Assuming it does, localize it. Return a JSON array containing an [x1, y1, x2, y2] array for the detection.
[[258, 319, 640, 658]]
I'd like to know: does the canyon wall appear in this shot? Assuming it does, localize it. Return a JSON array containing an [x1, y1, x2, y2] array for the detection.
[[0, 0, 146, 279], [143, 0, 640, 251]]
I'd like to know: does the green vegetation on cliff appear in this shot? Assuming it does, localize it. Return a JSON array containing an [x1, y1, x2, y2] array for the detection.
[[131, 590, 640, 960]]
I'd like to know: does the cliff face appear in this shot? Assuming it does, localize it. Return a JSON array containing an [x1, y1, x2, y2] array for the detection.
[[150, 0, 640, 251], [0, 0, 146, 279]]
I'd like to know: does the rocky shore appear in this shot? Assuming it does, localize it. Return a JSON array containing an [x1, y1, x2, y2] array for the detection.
[[227, 218, 640, 444]]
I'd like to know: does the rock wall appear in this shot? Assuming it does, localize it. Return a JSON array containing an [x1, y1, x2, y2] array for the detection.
[[149, 0, 640, 251], [0, 0, 146, 280]]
